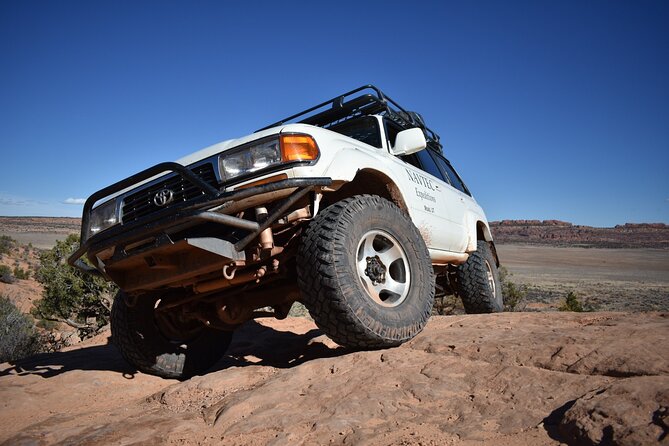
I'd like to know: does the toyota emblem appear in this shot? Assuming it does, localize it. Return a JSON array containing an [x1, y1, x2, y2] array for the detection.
[[153, 188, 175, 207]]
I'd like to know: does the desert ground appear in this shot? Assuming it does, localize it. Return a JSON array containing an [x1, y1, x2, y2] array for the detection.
[[0, 217, 80, 249], [1, 218, 668, 445], [497, 244, 669, 312], [2, 313, 668, 445]]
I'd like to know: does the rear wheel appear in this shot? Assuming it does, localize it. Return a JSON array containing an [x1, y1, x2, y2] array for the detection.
[[111, 291, 232, 379], [454, 240, 503, 313], [297, 195, 434, 348]]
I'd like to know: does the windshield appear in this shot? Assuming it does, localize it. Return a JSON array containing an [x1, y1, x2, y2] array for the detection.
[[329, 116, 382, 148]]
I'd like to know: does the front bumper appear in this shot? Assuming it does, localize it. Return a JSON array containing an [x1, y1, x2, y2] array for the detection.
[[68, 161, 331, 280]]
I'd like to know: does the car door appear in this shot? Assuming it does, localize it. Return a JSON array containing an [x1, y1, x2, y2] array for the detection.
[[394, 149, 468, 252]]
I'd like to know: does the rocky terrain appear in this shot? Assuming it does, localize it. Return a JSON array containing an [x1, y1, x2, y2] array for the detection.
[[491, 220, 669, 249], [1, 217, 667, 444], [1, 313, 668, 445]]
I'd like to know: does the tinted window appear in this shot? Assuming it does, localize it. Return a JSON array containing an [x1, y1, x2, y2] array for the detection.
[[329, 116, 382, 148], [400, 153, 421, 169], [431, 152, 470, 195], [407, 150, 445, 181], [401, 151, 444, 181]]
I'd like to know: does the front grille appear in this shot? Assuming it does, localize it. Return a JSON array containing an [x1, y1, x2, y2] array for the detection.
[[121, 163, 218, 224]]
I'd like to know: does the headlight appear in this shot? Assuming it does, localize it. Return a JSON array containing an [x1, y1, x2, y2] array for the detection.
[[89, 199, 118, 236], [219, 138, 282, 181], [218, 134, 319, 182]]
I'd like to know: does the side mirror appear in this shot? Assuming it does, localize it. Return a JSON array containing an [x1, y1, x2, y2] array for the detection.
[[391, 128, 427, 156]]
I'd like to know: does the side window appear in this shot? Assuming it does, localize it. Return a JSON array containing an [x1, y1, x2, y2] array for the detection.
[[400, 149, 446, 182], [431, 152, 471, 195], [401, 153, 422, 169], [407, 150, 446, 181]]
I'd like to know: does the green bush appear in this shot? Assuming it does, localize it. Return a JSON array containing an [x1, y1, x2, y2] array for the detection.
[[32, 234, 116, 338], [12, 266, 30, 280], [0, 295, 45, 362], [499, 266, 528, 311], [559, 291, 585, 312], [36, 318, 58, 331], [432, 293, 461, 315], [0, 264, 14, 284], [0, 235, 14, 256], [288, 302, 311, 318]]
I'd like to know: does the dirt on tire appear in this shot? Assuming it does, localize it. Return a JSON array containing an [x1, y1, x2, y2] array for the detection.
[[297, 195, 434, 348], [454, 240, 503, 313]]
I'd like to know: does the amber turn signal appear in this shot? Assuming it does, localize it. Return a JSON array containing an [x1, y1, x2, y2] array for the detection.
[[280, 134, 319, 162]]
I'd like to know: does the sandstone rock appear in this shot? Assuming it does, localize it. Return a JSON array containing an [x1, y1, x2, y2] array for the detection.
[[559, 376, 669, 445], [0, 312, 667, 445]]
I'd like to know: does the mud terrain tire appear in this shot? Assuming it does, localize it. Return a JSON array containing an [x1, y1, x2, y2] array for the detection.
[[111, 291, 232, 379], [454, 240, 503, 313], [297, 195, 434, 348]]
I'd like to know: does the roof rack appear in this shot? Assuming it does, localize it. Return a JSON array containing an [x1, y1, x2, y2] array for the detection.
[[258, 85, 442, 153]]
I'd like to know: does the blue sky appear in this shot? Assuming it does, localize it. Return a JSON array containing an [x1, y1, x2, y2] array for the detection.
[[1, 0, 668, 226]]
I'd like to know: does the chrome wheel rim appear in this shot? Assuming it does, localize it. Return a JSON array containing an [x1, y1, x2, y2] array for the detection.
[[356, 229, 410, 307], [484, 259, 497, 298]]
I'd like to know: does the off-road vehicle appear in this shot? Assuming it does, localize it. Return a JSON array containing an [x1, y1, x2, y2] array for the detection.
[[69, 85, 502, 378]]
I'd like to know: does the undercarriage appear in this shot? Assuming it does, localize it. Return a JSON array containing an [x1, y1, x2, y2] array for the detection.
[[69, 168, 332, 333]]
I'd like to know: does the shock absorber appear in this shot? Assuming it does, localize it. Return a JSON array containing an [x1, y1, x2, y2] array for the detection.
[[255, 206, 274, 250]]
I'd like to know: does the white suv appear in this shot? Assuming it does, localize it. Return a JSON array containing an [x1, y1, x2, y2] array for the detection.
[[69, 85, 502, 378]]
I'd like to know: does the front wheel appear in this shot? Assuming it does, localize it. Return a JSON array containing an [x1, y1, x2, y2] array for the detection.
[[111, 291, 233, 379], [454, 240, 503, 313], [297, 195, 435, 349]]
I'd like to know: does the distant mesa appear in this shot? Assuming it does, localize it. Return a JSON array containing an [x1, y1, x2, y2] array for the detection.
[[490, 220, 669, 249], [615, 222, 668, 229], [494, 219, 573, 227]]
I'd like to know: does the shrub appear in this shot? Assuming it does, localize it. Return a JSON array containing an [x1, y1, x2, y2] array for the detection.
[[499, 266, 528, 311], [36, 318, 58, 331], [0, 295, 45, 362], [0, 235, 14, 256], [32, 234, 117, 338], [0, 265, 14, 284], [559, 291, 584, 312], [12, 266, 30, 280], [288, 302, 311, 318], [432, 293, 461, 315]]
